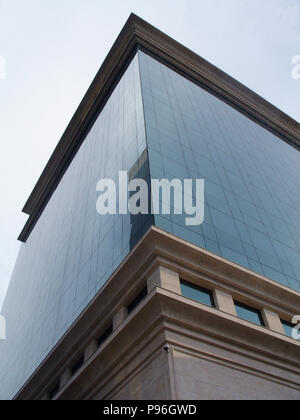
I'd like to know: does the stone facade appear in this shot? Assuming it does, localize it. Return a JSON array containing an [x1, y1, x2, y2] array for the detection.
[[15, 227, 300, 400]]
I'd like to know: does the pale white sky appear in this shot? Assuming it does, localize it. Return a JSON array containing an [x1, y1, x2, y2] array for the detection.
[[0, 0, 299, 309]]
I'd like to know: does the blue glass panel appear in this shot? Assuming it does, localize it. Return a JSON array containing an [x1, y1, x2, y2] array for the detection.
[[281, 320, 295, 339], [0, 53, 153, 399], [181, 281, 214, 307], [234, 302, 264, 326], [139, 50, 300, 294]]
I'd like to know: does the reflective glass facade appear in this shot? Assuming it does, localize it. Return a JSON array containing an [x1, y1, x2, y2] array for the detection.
[[139, 50, 300, 293], [180, 281, 215, 307], [1, 48, 300, 400], [0, 54, 153, 399]]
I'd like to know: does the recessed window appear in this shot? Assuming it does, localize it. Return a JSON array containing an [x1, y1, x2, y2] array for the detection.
[[127, 287, 148, 315], [49, 381, 60, 400], [234, 301, 264, 326], [97, 324, 113, 348], [180, 280, 215, 307], [281, 320, 295, 339], [71, 355, 84, 376]]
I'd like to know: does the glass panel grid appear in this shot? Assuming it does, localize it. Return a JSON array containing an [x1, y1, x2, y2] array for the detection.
[[0, 53, 153, 400], [139, 50, 300, 294]]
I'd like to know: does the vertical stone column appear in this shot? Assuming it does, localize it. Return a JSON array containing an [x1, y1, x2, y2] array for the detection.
[[261, 308, 284, 334], [84, 340, 97, 362], [60, 368, 71, 388], [213, 289, 237, 316], [113, 306, 127, 331], [147, 266, 181, 295]]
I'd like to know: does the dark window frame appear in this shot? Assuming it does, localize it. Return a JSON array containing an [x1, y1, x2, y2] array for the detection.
[[180, 280, 215, 308], [97, 324, 113, 348], [234, 301, 265, 327], [127, 286, 148, 315], [281, 319, 295, 338], [49, 381, 60, 400], [71, 354, 84, 376]]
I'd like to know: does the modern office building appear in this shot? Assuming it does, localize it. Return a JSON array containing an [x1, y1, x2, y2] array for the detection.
[[1, 14, 300, 400]]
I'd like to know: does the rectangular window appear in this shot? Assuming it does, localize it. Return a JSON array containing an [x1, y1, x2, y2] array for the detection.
[[127, 287, 148, 315], [180, 280, 214, 307], [49, 381, 60, 400], [281, 320, 295, 339], [234, 301, 264, 326], [97, 324, 113, 348], [71, 355, 84, 376]]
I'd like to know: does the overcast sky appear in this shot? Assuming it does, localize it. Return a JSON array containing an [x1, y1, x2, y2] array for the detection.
[[0, 0, 299, 309]]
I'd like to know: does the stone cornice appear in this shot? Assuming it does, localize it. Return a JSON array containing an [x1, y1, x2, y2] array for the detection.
[[14, 227, 300, 400], [18, 13, 300, 242]]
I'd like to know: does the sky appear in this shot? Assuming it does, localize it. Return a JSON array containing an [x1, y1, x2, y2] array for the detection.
[[0, 0, 299, 309]]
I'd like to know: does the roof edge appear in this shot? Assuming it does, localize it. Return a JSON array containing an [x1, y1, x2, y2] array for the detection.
[[19, 13, 300, 241]]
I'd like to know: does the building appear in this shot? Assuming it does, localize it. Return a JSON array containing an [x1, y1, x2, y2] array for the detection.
[[1, 14, 300, 400]]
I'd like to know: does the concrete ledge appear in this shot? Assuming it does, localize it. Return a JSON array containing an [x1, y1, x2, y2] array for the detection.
[[14, 227, 300, 400]]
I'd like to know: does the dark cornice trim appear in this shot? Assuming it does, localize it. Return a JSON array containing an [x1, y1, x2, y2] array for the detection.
[[18, 13, 300, 242]]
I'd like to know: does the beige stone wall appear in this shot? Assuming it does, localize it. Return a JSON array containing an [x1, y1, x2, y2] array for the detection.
[[105, 351, 172, 400], [172, 349, 300, 400], [15, 228, 300, 401], [92, 338, 300, 400]]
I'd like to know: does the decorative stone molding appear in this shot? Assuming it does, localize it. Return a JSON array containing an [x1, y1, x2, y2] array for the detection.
[[262, 309, 285, 335], [147, 266, 181, 295], [14, 227, 300, 400], [213, 289, 237, 316]]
